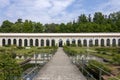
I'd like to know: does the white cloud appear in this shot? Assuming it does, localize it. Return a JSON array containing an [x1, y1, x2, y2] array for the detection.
[[95, 0, 120, 14], [0, 0, 77, 24]]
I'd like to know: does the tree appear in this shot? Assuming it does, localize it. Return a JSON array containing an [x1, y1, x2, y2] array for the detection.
[[1, 20, 13, 32], [93, 12, 105, 24], [0, 53, 22, 80], [78, 14, 88, 23]]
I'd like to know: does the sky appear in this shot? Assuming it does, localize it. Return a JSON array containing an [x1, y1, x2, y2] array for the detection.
[[0, 0, 120, 24]]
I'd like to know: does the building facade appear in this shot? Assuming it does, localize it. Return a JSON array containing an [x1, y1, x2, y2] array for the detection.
[[0, 33, 120, 47]]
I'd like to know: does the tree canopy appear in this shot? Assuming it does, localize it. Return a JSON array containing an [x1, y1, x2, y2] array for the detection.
[[1, 11, 120, 33]]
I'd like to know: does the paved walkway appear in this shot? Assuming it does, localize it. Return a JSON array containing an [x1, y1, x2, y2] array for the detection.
[[33, 48, 86, 80]]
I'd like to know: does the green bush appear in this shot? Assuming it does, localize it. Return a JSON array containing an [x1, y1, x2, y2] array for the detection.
[[87, 60, 111, 75]]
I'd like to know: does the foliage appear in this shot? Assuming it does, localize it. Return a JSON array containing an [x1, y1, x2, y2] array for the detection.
[[112, 54, 120, 65], [1, 11, 120, 33], [0, 53, 22, 80], [87, 60, 111, 75]]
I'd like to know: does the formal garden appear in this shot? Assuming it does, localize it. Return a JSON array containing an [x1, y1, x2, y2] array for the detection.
[[63, 46, 120, 80], [0, 45, 57, 80]]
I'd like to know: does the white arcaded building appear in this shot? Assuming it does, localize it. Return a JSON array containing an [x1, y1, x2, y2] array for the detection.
[[0, 33, 120, 47]]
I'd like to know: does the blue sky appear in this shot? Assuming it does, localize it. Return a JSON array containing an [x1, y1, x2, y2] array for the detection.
[[0, 0, 120, 24]]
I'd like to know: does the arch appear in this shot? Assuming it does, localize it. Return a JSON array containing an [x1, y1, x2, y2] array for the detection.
[[112, 39, 116, 47], [2, 39, 6, 46], [46, 39, 50, 46], [106, 39, 110, 46], [101, 39, 104, 47], [51, 39, 55, 46], [83, 39, 87, 47], [35, 39, 39, 46], [72, 39, 76, 44], [66, 39, 70, 46], [59, 39, 63, 47], [30, 39, 33, 46], [95, 39, 98, 46], [118, 39, 120, 47], [24, 39, 28, 46], [8, 39, 11, 45], [13, 39, 17, 45], [78, 39, 81, 47], [89, 39, 93, 47], [19, 39, 22, 47], [41, 39, 44, 46]]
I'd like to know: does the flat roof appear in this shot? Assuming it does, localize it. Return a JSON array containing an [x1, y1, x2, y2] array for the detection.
[[0, 33, 120, 37]]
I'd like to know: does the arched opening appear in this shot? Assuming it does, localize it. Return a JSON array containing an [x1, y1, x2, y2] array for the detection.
[[112, 39, 116, 47], [8, 39, 11, 46], [35, 39, 39, 46], [118, 39, 120, 47], [106, 39, 110, 46], [19, 39, 22, 47], [72, 39, 76, 46], [101, 39, 104, 47], [13, 39, 17, 45], [46, 39, 50, 46], [89, 39, 93, 47], [66, 39, 70, 46], [2, 39, 5, 46], [51, 39, 55, 46], [59, 39, 63, 47], [30, 39, 33, 46], [78, 39, 81, 47], [41, 39, 44, 46], [95, 39, 98, 46], [24, 39, 28, 46], [83, 39, 87, 47]]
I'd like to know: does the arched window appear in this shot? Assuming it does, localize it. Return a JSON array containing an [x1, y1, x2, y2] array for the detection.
[[59, 39, 63, 47], [78, 39, 81, 47], [101, 39, 104, 47], [24, 39, 28, 46], [83, 39, 87, 47], [72, 39, 76, 45], [19, 39, 22, 46], [13, 39, 17, 45], [112, 39, 116, 47], [95, 39, 98, 46], [89, 39, 93, 47], [51, 39, 55, 46], [2, 39, 5, 46], [8, 39, 11, 45], [66, 39, 70, 46], [106, 39, 110, 46], [35, 39, 39, 46], [118, 39, 120, 47], [46, 39, 50, 46], [41, 39, 44, 46], [30, 39, 33, 46]]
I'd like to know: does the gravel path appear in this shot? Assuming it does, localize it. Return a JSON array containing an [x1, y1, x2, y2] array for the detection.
[[33, 48, 86, 80]]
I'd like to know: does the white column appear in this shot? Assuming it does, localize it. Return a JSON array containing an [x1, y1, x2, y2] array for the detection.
[[0, 38, 2, 46], [93, 39, 95, 46], [28, 39, 30, 46], [33, 39, 35, 46], [16, 39, 19, 46], [98, 39, 101, 47], [104, 39, 106, 47], [22, 39, 24, 47], [87, 39, 89, 47], [49, 39, 51, 47], [11, 39, 13, 45], [44, 39, 46, 47], [39, 39, 41, 47], [110, 39, 112, 47]]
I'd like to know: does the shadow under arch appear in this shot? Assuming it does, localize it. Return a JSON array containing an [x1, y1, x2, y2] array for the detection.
[[59, 39, 63, 47]]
